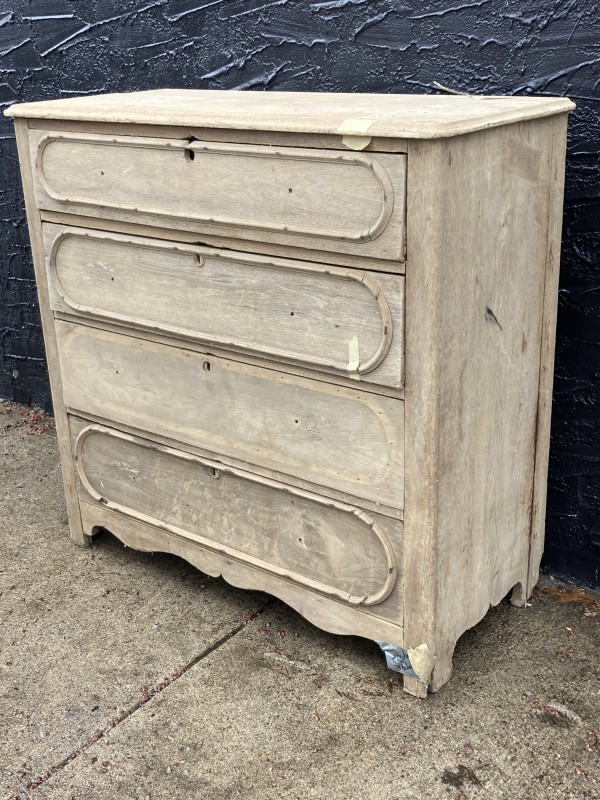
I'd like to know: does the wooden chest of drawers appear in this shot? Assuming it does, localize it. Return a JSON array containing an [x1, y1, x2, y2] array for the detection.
[[7, 90, 573, 695]]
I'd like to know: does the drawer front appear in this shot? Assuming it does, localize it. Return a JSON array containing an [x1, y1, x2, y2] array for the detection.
[[44, 224, 404, 389], [55, 321, 404, 509], [31, 130, 406, 264], [71, 419, 401, 607]]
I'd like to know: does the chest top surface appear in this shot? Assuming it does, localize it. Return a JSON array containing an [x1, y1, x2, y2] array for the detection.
[[5, 89, 574, 139]]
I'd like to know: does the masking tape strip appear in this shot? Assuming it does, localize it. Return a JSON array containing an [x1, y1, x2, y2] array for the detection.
[[347, 335, 360, 380], [338, 112, 400, 151], [375, 641, 435, 685], [342, 134, 372, 151], [338, 110, 418, 150], [338, 114, 380, 151]]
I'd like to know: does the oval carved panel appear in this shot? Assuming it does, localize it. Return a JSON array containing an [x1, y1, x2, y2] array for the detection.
[[36, 133, 395, 243], [75, 425, 398, 606], [49, 228, 394, 377]]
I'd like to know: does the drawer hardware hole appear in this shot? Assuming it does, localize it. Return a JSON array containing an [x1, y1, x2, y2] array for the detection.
[[184, 148, 195, 162], [203, 360, 211, 372], [208, 467, 220, 479]]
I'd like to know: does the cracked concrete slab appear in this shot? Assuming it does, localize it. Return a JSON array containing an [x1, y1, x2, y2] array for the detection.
[[1, 405, 600, 800], [28, 594, 600, 800], [0, 408, 266, 799]]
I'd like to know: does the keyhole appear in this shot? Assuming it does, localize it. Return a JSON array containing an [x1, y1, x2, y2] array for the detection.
[[184, 148, 195, 161], [208, 467, 220, 479], [203, 361, 211, 372]]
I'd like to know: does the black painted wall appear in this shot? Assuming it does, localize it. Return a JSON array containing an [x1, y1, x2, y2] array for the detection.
[[0, 0, 598, 586]]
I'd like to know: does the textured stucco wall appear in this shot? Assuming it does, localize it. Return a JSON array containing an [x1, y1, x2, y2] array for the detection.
[[0, 0, 598, 585]]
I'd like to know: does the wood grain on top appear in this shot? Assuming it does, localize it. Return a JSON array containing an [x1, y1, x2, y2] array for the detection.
[[5, 89, 574, 139]]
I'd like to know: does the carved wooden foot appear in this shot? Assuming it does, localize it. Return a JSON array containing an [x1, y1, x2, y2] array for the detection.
[[69, 516, 92, 548], [399, 640, 456, 697], [428, 641, 456, 693], [510, 580, 530, 608], [403, 676, 428, 698]]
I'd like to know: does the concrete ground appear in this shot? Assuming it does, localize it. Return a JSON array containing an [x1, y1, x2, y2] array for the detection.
[[0, 403, 599, 800]]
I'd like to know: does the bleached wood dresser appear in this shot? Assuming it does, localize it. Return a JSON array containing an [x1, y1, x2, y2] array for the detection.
[[7, 91, 573, 695]]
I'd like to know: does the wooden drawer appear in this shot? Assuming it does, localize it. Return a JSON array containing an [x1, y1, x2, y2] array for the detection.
[[70, 418, 402, 608], [56, 320, 404, 510], [30, 130, 406, 266], [44, 223, 404, 390]]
